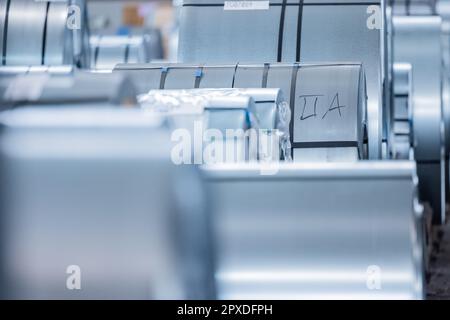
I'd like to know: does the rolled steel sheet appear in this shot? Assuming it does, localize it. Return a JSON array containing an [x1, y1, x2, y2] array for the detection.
[[442, 28, 450, 155], [288, 64, 366, 162], [127, 44, 144, 64], [145, 87, 287, 131], [139, 90, 260, 163], [391, 0, 437, 15], [0, 65, 74, 76], [392, 63, 414, 160], [201, 161, 424, 299], [91, 34, 164, 70], [1, 71, 137, 107], [385, 5, 395, 159], [0, 107, 214, 299], [0, 65, 74, 98], [70, 0, 90, 68], [234, 88, 286, 131], [5, 0, 47, 66], [115, 62, 367, 161], [0, 0, 8, 65], [178, 0, 385, 159], [438, 0, 450, 20], [2, 0, 89, 67], [45, 2, 73, 65], [93, 36, 128, 70], [393, 16, 445, 223], [438, 2, 450, 204], [115, 63, 170, 94], [144, 28, 164, 61], [140, 88, 291, 161]]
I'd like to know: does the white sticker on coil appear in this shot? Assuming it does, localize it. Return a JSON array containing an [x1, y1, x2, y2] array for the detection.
[[224, 1, 270, 10]]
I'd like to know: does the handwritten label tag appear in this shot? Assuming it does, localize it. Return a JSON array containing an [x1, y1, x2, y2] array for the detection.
[[224, 1, 270, 11]]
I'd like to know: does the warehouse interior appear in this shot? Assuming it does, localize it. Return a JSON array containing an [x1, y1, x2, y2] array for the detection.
[[0, 0, 450, 300]]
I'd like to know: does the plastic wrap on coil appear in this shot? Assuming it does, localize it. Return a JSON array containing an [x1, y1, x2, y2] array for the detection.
[[138, 89, 209, 115], [138, 89, 292, 161], [138, 89, 259, 164]]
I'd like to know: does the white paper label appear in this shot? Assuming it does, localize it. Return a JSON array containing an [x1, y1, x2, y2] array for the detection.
[[224, 1, 270, 11]]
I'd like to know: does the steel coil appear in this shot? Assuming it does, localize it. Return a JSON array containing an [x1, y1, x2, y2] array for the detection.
[[139, 88, 292, 161], [5, 0, 48, 66], [115, 62, 368, 161], [1, 0, 89, 67], [90, 34, 163, 70], [178, 0, 385, 159], [0, 108, 214, 299], [393, 15, 445, 224], [0, 71, 137, 108], [202, 162, 424, 299], [44, 1, 74, 65], [392, 63, 414, 160], [0, 0, 8, 65], [391, 0, 437, 15]]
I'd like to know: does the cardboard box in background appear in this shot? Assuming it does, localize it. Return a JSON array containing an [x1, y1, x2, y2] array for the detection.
[[123, 4, 145, 27]]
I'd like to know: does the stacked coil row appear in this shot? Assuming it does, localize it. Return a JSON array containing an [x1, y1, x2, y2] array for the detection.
[[4, 0, 450, 299]]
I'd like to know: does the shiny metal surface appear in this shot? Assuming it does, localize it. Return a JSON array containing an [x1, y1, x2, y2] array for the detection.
[[70, 0, 90, 68], [5, 0, 47, 66], [115, 64, 169, 94], [384, 5, 394, 156], [299, 2, 383, 160], [438, 0, 450, 20], [2, 0, 89, 67], [0, 65, 74, 76], [442, 29, 450, 154], [293, 147, 359, 162], [1, 71, 137, 107], [140, 87, 291, 160], [234, 88, 285, 130], [153, 87, 287, 131], [391, 0, 437, 15], [439, 1, 450, 203], [393, 16, 445, 223], [201, 162, 424, 299], [292, 64, 366, 161], [392, 63, 414, 160], [140, 90, 259, 163], [0, 107, 214, 299], [0, 0, 8, 65], [115, 62, 367, 161], [93, 36, 128, 70], [91, 34, 164, 70], [178, 0, 384, 159], [179, 0, 280, 62], [393, 17, 442, 161], [0, 65, 74, 99], [45, 2, 73, 65], [144, 29, 164, 61], [0, 1, 437, 299]]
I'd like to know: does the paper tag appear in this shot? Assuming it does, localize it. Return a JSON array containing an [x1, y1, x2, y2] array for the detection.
[[224, 1, 270, 11]]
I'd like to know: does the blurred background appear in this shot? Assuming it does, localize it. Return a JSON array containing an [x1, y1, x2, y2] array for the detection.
[[88, 0, 179, 61]]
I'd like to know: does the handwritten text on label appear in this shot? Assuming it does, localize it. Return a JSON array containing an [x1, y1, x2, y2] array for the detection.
[[299, 93, 346, 120]]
